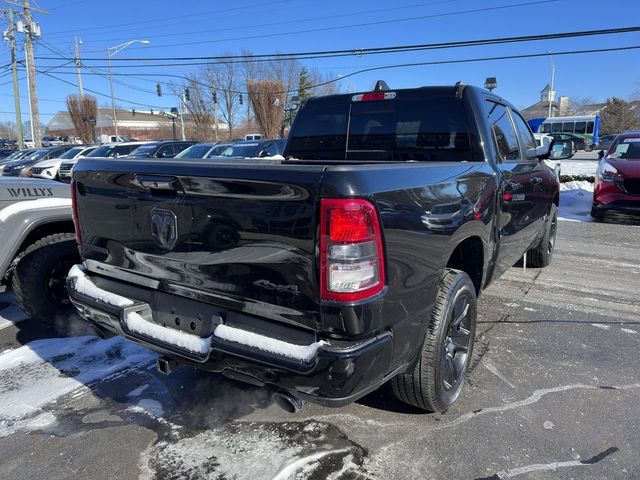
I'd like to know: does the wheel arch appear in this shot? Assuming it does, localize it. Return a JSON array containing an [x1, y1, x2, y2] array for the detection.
[[445, 235, 485, 295]]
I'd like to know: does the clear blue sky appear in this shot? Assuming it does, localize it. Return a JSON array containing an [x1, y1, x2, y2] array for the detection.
[[1, 0, 639, 125]]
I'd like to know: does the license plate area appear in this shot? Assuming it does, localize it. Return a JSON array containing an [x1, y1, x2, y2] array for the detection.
[[92, 274, 223, 337]]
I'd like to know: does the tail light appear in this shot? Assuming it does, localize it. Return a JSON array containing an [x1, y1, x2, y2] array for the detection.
[[71, 181, 82, 246], [319, 199, 385, 302], [597, 161, 623, 183]]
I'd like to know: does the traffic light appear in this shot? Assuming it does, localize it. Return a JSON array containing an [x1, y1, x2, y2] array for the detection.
[[184, 88, 190, 102], [132, 109, 136, 116], [212, 90, 217, 104], [239, 93, 243, 105], [156, 83, 162, 97]]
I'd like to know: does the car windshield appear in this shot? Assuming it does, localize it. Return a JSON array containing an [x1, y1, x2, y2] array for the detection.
[[24, 149, 50, 160], [609, 139, 640, 159], [86, 145, 116, 157], [287, 95, 477, 161], [206, 145, 230, 157], [220, 143, 262, 157], [129, 144, 160, 157], [175, 144, 213, 159], [5, 151, 24, 160], [59, 147, 85, 159]]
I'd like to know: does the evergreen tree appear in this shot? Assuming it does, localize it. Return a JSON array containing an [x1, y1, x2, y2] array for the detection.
[[600, 97, 639, 135]]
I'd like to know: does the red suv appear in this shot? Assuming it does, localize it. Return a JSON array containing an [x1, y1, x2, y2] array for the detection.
[[592, 132, 640, 220]]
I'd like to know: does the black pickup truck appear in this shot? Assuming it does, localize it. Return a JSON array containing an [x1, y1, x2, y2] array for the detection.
[[67, 84, 567, 413]]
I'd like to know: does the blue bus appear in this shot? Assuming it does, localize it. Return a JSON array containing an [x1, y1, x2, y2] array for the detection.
[[528, 115, 601, 148]]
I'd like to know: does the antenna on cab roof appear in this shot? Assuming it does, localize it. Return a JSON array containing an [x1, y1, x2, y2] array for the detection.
[[374, 80, 390, 91]]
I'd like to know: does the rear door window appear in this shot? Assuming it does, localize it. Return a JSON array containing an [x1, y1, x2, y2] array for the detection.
[[486, 102, 520, 161]]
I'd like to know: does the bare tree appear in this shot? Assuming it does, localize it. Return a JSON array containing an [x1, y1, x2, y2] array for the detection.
[[568, 96, 596, 115], [207, 54, 240, 140], [66, 94, 98, 143], [0, 121, 17, 139], [247, 79, 285, 139], [178, 75, 214, 140]]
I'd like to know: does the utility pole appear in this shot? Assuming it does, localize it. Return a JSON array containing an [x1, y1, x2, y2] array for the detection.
[[8, 0, 48, 147], [74, 36, 84, 97], [4, 9, 25, 148], [179, 92, 186, 141], [212, 89, 219, 142]]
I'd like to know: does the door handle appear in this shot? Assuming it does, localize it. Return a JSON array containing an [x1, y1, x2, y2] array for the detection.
[[530, 176, 543, 185]]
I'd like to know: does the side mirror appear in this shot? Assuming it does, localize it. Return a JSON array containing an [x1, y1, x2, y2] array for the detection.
[[547, 140, 574, 160], [258, 150, 270, 158]]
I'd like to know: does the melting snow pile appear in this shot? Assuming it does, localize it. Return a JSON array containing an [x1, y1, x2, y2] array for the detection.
[[559, 181, 595, 222], [0, 335, 156, 436], [145, 421, 362, 480]]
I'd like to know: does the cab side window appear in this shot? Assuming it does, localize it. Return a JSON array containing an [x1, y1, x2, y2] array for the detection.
[[511, 111, 537, 160], [486, 101, 520, 161]]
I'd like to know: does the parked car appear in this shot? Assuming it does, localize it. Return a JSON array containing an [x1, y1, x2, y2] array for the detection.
[[68, 83, 570, 413], [31, 145, 98, 180], [175, 143, 233, 159], [127, 141, 196, 159], [2, 145, 76, 177], [592, 132, 640, 220], [0, 177, 80, 323], [218, 139, 285, 158], [58, 142, 150, 183], [596, 134, 617, 159], [547, 133, 587, 152], [0, 148, 17, 160], [1, 149, 36, 166]]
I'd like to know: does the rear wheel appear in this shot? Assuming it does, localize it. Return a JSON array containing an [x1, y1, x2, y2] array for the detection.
[[528, 204, 558, 268], [11, 233, 80, 324], [391, 269, 477, 412]]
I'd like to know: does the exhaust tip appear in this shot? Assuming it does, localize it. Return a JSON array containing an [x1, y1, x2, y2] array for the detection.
[[273, 391, 305, 413]]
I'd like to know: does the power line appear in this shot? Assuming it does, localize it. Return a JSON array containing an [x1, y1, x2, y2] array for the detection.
[[35, 25, 640, 66], [35, 68, 174, 109], [44, 0, 295, 37], [42, 0, 465, 47], [35, 44, 640, 96], [84, 0, 563, 52]]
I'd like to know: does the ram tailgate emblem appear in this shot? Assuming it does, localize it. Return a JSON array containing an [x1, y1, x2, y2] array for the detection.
[[151, 208, 178, 250]]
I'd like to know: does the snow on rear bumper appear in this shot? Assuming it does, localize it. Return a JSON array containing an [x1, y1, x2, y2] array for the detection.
[[66, 264, 394, 406], [67, 264, 325, 363]]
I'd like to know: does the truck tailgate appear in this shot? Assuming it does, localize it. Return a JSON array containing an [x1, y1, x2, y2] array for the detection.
[[73, 159, 326, 331]]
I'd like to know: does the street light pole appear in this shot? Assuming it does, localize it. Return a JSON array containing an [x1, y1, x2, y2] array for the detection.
[[107, 39, 150, 138]]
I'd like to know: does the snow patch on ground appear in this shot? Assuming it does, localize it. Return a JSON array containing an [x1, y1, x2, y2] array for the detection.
[[0, 335, 156, 436], [144, 421, 364, 480], [554, 160, 599, 177], [559, 181, 595, 222], [129, 399, 164, 417], [127, 384, 150, 397]]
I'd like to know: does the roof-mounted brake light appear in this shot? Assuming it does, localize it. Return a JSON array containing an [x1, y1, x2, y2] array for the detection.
[[351, 91, 396, 102]]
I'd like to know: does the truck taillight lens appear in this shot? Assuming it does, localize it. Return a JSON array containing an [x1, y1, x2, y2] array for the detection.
[[71, 181, 82, 246], [320, 199, 385, 302]]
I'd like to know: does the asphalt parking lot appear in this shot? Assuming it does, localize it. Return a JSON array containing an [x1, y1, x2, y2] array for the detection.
[[0, 212, 639, 479]]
